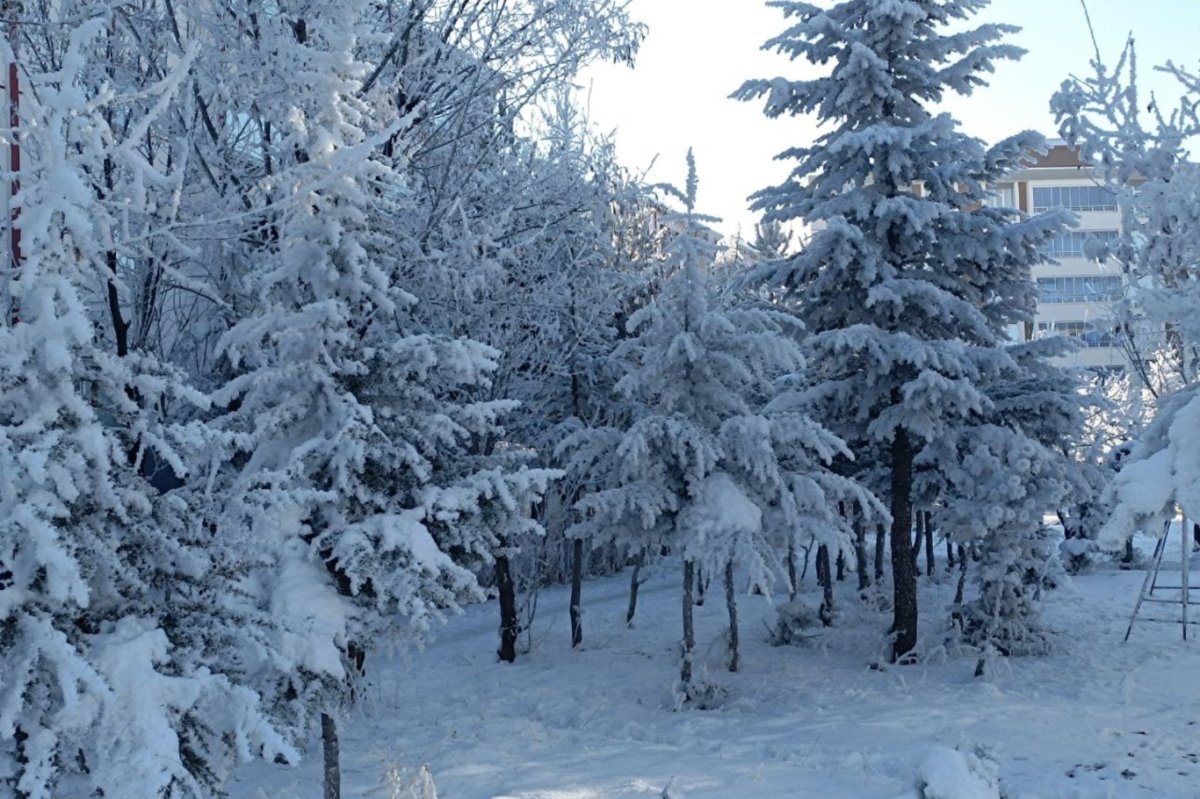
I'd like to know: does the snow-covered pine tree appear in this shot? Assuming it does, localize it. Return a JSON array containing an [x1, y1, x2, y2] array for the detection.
[[921, 337, 1084, 672], [735, 0, 1067, 661], [0, 20, 293, 799], [194, 6, 555, 793], [752, 219, 793, 262], [564, 153, 872, 698]]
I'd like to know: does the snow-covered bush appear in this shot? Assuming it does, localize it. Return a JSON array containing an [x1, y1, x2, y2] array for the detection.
[[768, 601, 825, 647]]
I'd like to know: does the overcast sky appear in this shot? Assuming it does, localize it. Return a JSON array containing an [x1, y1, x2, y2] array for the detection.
[[579, 0, 1197, 237]]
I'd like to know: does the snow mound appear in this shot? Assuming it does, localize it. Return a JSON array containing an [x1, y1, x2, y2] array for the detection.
[[914, 745, 1001, 799]]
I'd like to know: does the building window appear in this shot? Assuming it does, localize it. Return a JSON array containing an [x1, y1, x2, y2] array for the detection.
[[988, 185, 1017, 209], [1039, 230, 1120, 259], [1032, 185, 1118, 212], [1037, 276, 1123, 304], [1036, 320, 1116, 348]]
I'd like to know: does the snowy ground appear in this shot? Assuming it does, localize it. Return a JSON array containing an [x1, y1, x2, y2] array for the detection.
[[232, 537, 1200, 799]]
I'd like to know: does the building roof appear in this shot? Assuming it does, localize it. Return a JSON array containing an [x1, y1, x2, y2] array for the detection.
[[1023, 143, 1089, 169]]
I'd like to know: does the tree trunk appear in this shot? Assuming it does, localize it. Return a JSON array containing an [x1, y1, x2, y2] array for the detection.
[[924, 511, 935, 577], [495, 553, 518, 663], [954, 545, 968, 605], [890, 428, 918, 662], [912, 509, 924, 573], [836, 548, 846, 582], [569, 537, 584, 648], [626, 549, 644, 627], [13, 725, 28, 799], [946, 538, 956, 570], [1123, 538, 1135, 565], [800, 536, 814, 583], [817, 544, 834, 626], [724, 560, 739, 672], [874, 523, 885, 582], [695, 564, 707, 606], [321, 713, 340, 799], [787, 540, 799, 601], [680, 559, 695, 690], [855, 518, 871, 592]]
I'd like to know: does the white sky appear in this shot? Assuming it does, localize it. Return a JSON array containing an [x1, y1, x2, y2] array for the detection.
[[580, 0, 1198, 238]]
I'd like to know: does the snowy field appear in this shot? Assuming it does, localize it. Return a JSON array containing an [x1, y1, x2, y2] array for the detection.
[[232, 539, 1200, 799]]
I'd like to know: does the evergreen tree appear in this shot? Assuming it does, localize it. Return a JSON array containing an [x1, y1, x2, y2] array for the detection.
[[922, 338, 1084, 671], [735, 0, 1066, 661], [0, 22, 290, 798], [564, 153, 870, 699]]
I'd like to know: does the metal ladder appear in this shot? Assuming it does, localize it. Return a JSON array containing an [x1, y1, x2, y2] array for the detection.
[[1124, 517, 1200, 641]]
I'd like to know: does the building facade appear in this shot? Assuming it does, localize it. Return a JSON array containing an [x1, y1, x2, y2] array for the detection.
[[990, 142, 1127, 370]]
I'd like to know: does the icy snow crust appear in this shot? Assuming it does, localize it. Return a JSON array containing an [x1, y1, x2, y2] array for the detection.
[[232, 544, 1200, 798]]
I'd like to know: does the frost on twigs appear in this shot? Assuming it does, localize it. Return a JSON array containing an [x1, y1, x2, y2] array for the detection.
[[672, 667, 726, 712], [379, 761, 439, 799]]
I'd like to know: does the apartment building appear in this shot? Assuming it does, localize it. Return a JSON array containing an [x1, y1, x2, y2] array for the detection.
[[989, 142, 1127, 370]]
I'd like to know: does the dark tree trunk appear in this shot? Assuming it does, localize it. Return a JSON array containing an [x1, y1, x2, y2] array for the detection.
[[924, 511, 935, 577], [954, 545, 968, 605], [912, 509, 924, 573], [1123, 538, 1135, 565], [724, 561, 739, 672], [496, 553, 519, 663], [13, 725, 28, 799], [681, 559, 695, 689], [321, 713, 340, 799], [627, 549, 644, 627], [695, 564, 707, 606], [855, 518, 871, 592], [569, 537, 584, 648], [787, 540, 799, 601], [946, 538, 956, 570], [836, 548, 846, 582], [874, 523, 886, 582], [817, 544, 834, 626], [890, 428, 918, 662]]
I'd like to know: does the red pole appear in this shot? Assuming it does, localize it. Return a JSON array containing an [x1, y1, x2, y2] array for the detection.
[[5, 2, 17, 327]]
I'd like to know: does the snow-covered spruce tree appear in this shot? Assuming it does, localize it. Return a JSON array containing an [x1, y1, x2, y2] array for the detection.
[[0, 22, 293, 799], [752, 219, 793, 262], [1054, 41, 1200, 551], [195, 6, 555, 795], [564, 153, 871, 698], [735, 0, 1067, 661], [921, 337, 1084, 672]]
